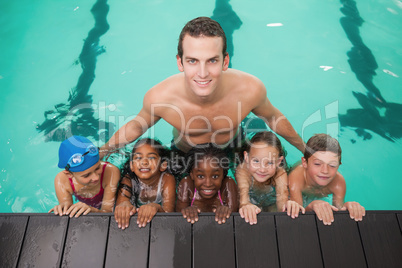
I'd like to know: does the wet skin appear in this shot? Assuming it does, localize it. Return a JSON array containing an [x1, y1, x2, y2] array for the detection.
[[176, 157, 239, 224], [49, 161, 120, 218], [289, 151, 365, 225], [237, 144, 304, 225], [114, 144, 176, 229]]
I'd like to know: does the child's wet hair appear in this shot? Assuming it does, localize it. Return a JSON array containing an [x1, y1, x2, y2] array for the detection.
[[243, 131, 287, 169], [185, 143, 230, 178], [304, 134, 342, 163]]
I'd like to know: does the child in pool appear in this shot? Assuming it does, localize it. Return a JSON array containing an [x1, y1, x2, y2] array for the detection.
[[49, 136, 120, 217], [236, 131, 305, 225], [176, 143, 239, 224], [289, 134, 365, 225], [114, 138, 176, 229]]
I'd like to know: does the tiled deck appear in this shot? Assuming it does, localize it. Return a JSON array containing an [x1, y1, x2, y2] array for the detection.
[[1, 211, 401, 267]]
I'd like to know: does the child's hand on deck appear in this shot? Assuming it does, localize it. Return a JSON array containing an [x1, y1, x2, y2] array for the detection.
[[310, 200, 338, 225], [114, 201, 136, 229], [239, 203, 261, 225], [283, 200, 305, 218], [341, 201, 365, 221], [65, 202, 92, 218], [48, 203, 71, 216], [181, 206, 200, 224], [136, 203, 159, 228], [213, 205, 232, 224]]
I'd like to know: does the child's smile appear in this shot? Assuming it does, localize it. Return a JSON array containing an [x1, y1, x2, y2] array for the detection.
[[245, 142, 282, 183], [130, 144, 162, 181], [190, 157, 224, 199], [303, 151, 340, 187]]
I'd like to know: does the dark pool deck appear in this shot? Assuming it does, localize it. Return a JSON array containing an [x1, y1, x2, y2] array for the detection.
[[1, 211, 401, 268]]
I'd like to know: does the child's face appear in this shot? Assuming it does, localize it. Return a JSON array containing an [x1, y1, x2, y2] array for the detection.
[[72, 161, 102, 186], [244, 142, 283, 183], [130, 143, 164, 181], [190, 157, 224, 199], [302, 151, 340, 186]]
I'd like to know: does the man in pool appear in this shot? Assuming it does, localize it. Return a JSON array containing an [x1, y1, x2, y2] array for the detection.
[[100, 17, 304, 159]]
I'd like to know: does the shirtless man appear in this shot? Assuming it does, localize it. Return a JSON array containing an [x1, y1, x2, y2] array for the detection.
[[100, 17, 304, 158]]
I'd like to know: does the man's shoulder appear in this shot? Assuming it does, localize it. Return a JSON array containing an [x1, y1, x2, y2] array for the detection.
[[223, 69, 265, 96], [225, 69, 262, 84], [144, 73, 184, 102]]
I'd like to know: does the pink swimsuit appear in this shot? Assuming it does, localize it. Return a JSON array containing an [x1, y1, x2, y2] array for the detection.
[[68, 162, 107, 209], [190, 188, 224, 206]]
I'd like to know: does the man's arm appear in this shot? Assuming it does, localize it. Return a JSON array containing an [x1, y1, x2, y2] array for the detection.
[[251, 82, 305, 153], [100, 93, 161, 158]]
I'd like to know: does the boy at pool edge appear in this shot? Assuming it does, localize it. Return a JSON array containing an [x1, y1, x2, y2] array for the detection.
[[289, 134, 365, 225], [49, 136, 120, 217]]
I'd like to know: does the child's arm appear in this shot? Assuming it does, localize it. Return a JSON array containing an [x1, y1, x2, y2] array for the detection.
[[161, 173, 176, 212], [331, 174, 365, 221], [275, 169, 305, 218], [99, 163, 120, 212], [114, 176, 136, 229], [236, 164, 252, 206], [136, 173, 176, 228], [48, 173, 74, 216], [176, 177, 200, 224], [274, 169, 289, 210], [235, 165, 261, 225], [214, 177, 238, 224], [288, 165, 305, 206]]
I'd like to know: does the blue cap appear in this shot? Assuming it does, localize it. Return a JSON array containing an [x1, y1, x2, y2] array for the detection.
[[58, 136, 99, 172]]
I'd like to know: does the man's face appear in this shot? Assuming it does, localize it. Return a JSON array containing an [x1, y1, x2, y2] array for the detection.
[[177, 35, 229, 99], [302, 151, 340, 187]]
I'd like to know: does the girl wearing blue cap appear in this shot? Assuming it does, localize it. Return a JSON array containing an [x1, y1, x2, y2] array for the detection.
[[49, 136, 120, 217]]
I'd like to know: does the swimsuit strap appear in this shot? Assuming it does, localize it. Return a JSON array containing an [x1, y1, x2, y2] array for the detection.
[[191, 188, 197, 206], [218, 190, 223, 206], [100, 161, 108, 188], [68, 177, 76, 193], [190, 188, 223, 206]]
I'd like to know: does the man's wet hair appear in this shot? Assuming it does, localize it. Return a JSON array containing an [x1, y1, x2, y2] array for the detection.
[[185, 143, 230, 178], [177, 16, 227, 59], [304, 134, 342, 164]]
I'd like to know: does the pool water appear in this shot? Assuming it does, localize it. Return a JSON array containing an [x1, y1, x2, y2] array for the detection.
[[1, 0, 401, 212]]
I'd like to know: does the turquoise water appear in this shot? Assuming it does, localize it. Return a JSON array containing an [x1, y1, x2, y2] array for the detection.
[[1, 0, 401, 212]]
